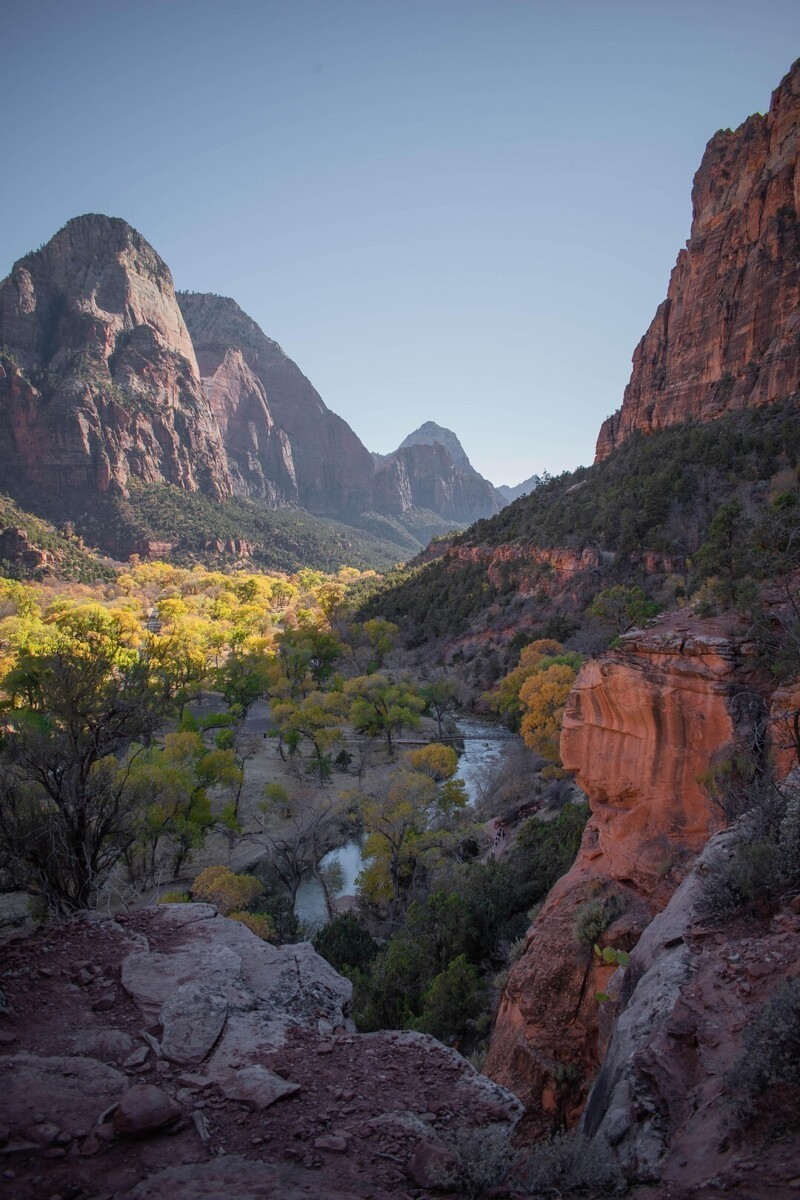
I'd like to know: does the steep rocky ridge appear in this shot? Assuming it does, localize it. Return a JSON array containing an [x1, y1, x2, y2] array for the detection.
[[485, 613, 770, 1134], [0, 903, 522, 1199], [597, 58, 800, 460], [496, 473, 540, 504], [374, 440, 502, 523], [178, 292, 375, 517], [0, 216, 230, 502]]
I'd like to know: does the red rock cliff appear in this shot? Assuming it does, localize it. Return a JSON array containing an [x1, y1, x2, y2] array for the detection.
[[596, 59, 800, 460], [485, 614, 767, 1133], [0, 215, 230, 500]]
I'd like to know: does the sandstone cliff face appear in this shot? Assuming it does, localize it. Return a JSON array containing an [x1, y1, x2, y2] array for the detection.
[[0, 216, 230, 500], [597, 58, 800, 460], [178, 293, 375, 518], [196, 345, 297, 503], [485, 614, 768, 1134]]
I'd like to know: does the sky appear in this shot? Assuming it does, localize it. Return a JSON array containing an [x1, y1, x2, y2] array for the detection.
[[3, 1, 800, 486]]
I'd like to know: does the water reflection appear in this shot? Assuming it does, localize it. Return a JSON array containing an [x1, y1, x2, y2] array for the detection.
[[293, 714, 510, 928]]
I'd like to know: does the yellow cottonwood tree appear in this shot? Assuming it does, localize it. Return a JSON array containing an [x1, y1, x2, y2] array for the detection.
[[518, 662, 579, 762]]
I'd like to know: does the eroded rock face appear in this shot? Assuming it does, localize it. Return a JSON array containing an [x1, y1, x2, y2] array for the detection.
[[560, 621, 762, 886], [374, 441, 501, 523], [0, 215, 231, 500], [178, 292, 375, 517], [486, 614, 767, 1135], [580, 831, 800, 1192], [597, 59, 800, 460], [197, 344, 298, 503]]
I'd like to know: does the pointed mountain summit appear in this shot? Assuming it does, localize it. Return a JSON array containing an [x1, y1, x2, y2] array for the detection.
[[0, 213, 230, 501], [496, 474, 541, 504], [398, 421, 472, 471]]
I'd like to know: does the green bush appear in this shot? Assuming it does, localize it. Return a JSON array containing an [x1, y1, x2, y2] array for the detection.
[[312, 913, 379, 974]]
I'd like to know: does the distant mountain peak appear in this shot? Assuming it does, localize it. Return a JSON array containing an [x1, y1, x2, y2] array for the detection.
[[397, 422, 470, 469], [496, 474, 541, 504]]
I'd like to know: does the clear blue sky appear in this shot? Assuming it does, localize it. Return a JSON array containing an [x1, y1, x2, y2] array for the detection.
[[3, 1, 800, 485]]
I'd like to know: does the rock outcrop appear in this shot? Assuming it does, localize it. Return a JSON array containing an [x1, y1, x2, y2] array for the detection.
[[580, 831, 800, 1194], [597, 58, 800, 460], [485, 613, 768, 1135], [0, 216, 230, 500], [0, 903, 522, 1200]]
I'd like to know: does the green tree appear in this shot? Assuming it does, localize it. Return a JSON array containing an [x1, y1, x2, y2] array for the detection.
[[695, 500, 754, 607], [269, 690, 346, 782], [0, 619, 165, 912], [587, 585, 660, 634], [358, 768, 436, 919], [345, 673, 425, 756], [415, 954, 484, 1042], [419, 676, 456, 739]]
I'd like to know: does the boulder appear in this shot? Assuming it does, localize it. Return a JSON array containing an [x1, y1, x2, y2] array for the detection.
[[113, 1084, 182, 1137]]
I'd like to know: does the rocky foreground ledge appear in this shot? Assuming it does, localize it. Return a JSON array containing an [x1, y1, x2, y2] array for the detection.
[[0, 904, 521, 1199]]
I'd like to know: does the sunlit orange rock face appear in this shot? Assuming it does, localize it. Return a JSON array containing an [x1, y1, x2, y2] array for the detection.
[[559, 624, 758, 887], [485, 615, 766, 1134], [596, 58, 800, 461]]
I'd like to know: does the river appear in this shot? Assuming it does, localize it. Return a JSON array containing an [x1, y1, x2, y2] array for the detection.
[[293, 713, 511, 929]]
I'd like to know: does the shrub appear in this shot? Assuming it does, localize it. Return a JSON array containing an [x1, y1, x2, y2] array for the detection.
[[698, 783, 800, 922], [158, 891, 190, 904], [727, 978, 800, 1124], [574, 900, 609, 946], [229, 911, 275, 941], [521, 1130, 625, 1195], [191, 865, 263, 915]]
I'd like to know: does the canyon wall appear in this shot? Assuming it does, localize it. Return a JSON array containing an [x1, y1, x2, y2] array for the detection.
[[178, 292, 376, 518], [596, 58, 800, 460], [0, 216, 231, 501], [485, 613, 768, 1135]]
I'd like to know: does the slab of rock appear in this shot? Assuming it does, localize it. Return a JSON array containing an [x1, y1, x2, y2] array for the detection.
[[113, 1084, 182, 1137], [72, 1028, 134, 1063], [1, 1054, 125, 1140], [160, 983, 227, 1065], [217, 1064, 301, 1110], [119, 1156, 356, 1199]]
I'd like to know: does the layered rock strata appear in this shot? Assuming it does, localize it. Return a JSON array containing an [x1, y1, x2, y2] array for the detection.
[[0, 216, 230, 500], [597, 58, 800, 460], [485, 614, 767, 1134]]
